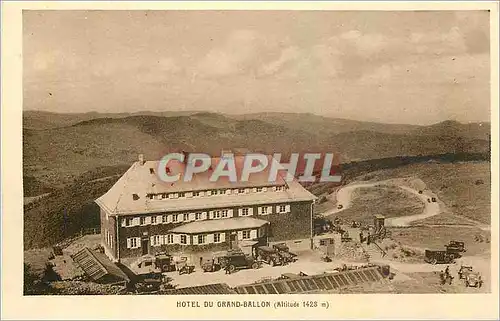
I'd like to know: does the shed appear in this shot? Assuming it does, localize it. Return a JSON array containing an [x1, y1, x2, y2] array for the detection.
[[71, 247, 130, 285]]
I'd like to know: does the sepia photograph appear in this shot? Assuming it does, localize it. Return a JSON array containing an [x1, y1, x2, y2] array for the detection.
[[1, 1, 499, 320]]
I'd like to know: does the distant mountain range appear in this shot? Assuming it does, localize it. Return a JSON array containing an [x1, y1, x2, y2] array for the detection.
[[23, 111, 490, 192]]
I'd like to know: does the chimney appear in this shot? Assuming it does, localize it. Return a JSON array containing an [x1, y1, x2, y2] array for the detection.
[[138, 154, 145, 165]]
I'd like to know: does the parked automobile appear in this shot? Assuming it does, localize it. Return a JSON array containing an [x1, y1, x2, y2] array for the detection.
[[424, 250, 456, 265], [256, 246, 283, 266], [458, 265, 473, 279], [272, 243, 298, 264], [465, 272, 483, 288], [446, 241, 466, 253], [221, 252, 261, 274]]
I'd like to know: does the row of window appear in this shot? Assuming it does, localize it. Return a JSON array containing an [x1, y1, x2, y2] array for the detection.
[[145, 185, 287, 201], [125, 229, 259, 249], [120, 205, 291, 228]]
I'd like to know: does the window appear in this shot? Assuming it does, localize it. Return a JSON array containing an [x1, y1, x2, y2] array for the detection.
[[256, 187, 263, 192], [127, 237, 140, 249], [166, 234, 174, 244], [221, 210, 228, 218], [214, 233, 221, 243], [320, 239, 327, 246], [183, 213, 189, 221], [195, 212, 202, 220], [197, 235, 206, 244], [238, 188, 245, 194], [162, 215, 168, 223], [193, 191, 200, 197], [169, 193, 179, 199], [213, 190, 219, 196], [125, 218, 133, 227], [179, 192, 185, 198], [260, 207, 268, 215], [242, 230, 251, 240], [152, 235, 161, 246], [151, 216, 157, 224], [162, 193, 168, 199], [145, 261, 152, 267], [172, 214, 179, 222], [224, 189, 231, 195], [140, 217, 147, 225], [276, 186, 284, 192], [241, 208, 249, 216], [180, 235, 187, 245], [280, 205, 287, 213], [213, 211, 221, 219]]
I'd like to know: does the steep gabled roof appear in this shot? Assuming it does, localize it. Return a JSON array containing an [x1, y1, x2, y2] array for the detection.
[[95, 155, 317, 215]]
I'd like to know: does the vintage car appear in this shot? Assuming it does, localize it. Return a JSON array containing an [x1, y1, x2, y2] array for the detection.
[[458, 265, 473, 279], [465, 272, 483, 288], [424, 250, 456, 265], [221, 252, 261, 274], [446, 241, 466, 253], [272, 243, 298, 263], [256, 246, 283, 266]]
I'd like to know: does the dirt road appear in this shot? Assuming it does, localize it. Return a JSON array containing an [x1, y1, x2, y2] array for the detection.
[[323, 179, 442, 227]]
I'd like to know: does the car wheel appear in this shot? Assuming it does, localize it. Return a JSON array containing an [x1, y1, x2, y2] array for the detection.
[[251, 262, 259, 269], [431, 259, 437, 265], [228, 265, 236, 273]]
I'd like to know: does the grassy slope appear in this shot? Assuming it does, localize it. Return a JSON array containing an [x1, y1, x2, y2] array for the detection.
[[323, 186, 425, 225], [360, 162, 491, 224], [23, 113, 490, 190]]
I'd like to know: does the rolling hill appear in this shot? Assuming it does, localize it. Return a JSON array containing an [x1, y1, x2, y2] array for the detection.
[[23, 111, 490, 192]]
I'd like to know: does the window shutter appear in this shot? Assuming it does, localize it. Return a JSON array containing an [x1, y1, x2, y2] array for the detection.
[[156, 215, 162, 224], [199, 191, 205, 197], [150, 236, 155, 246], [276, 206, 280, 212], [209, 211, 214, 219], [250, 230, 257, 239], [189, 213, 196, 221], [192, 235, 198, 245], [286, 205, 291, 213], [178, 214, 184, 222], [248, 208, 254, 215], [186, 192, 193, 198], [206, 234, 214, 244], [167, 214, 173, 223], [136, 237, 141, 248], [145, 216, 151, 225], [173, 234, 180, 244], [263, 187, 268, 192], [133, 217, 140, 226], [252, 188, 257, 193], [272, 186, 276, 191], [121, 219, 126, 227], [228, 209, 233, 218], [225, 189, 231, 195], [186, 235, 191, 245], [202, 212, 208, 220], [220, 233, 226, 242], [238, 208, 242, 216], [267, 206, 272, 214], [238, 231, 243, 240], [126, 238, 131, 249]]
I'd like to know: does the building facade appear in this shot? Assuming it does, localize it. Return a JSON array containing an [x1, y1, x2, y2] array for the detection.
[[96, 154, 317, 262]]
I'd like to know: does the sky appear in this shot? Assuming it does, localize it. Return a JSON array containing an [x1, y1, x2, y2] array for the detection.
[[23, 10, 490, 125]]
